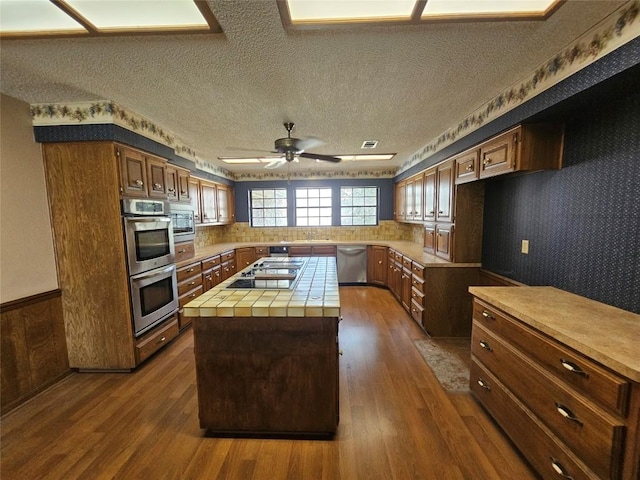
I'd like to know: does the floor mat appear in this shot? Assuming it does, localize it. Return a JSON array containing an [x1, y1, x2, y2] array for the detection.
[[414, 338, 471, 393]]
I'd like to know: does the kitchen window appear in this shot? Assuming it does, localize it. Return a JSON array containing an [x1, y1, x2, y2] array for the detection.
[[295, 187, 332, 226], [249, 188, 288, 227], [340, 186, 378, 225]]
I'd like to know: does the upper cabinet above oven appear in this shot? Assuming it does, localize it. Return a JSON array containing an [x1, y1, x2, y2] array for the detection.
[[116, 145, 168, 199]]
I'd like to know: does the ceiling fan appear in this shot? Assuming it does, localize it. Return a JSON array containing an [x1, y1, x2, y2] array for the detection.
[[262, 122, 342, 169]]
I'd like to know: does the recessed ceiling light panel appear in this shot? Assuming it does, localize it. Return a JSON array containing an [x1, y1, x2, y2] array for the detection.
[[0, 0, 86, 33], [287, 0, 416, 22], [422, 0, 559, 17]]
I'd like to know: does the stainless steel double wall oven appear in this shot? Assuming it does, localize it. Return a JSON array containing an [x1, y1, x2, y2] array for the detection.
[[122, 198, 179, 337]]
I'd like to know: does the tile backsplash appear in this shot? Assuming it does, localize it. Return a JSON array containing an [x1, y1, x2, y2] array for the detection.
[[195, 221, 423, 248]]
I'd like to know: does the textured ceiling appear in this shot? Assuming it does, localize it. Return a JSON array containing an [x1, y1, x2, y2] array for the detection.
[[0, 0, 628, 175]]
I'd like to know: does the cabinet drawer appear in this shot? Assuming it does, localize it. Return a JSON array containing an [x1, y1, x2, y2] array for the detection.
[[470, 359, 601, 480], [221, 250, 235, 262], [411, 262, 424, 279], [473, 299, 630, 415], [388, 248, 396, 260], [402, 256, 412, 269], [178, 275, 202, 296], [472, 323, 625, 480], [289, 245, 312, 256], [202, 255, 221, 270], [135, 317, 179, 364], [175, 241, 195, 262], [410, 299, 424, 327], [410, 286, 424, 307], [177, 262, 202, 283], [410, 274, 424, 293], [255, 246, 269, 257], [312, 245, 336, 256], [394, 251, 403, 262], [179, 285, 203, 309]]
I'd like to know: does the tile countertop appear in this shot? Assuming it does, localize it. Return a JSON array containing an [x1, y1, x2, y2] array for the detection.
[[183, 257, 340, 319], [469, 286, 640, 382], [177, 240, 480, 269]]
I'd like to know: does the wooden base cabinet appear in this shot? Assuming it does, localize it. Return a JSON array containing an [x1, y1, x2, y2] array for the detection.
[[193, 315, 339, 437], [469, 294, 640, 480], [366, 245, 387, 286]]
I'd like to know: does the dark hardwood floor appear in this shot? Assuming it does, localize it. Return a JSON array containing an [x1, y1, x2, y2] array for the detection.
[[1, 287, 537, 479]]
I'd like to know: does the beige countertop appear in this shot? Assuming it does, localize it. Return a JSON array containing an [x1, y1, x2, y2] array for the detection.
[[469, 286, 640, 382], [183, 256, 340, 319], [177, 240, 480, 269]]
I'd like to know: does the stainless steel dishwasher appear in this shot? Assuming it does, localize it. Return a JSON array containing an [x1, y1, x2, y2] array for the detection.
[[337, 245, 367, 284]]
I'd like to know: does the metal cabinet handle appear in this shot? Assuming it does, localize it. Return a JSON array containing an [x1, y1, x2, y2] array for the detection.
[[555, 402, 583, 426], [153, 183, 162, 190], [180, 190, 187, 195], [560, 359, 588, 377], [187, 268, 194, 272], [477, 378, 491, 390], [178, 249, 186, 254], [465, 164, 474, 171], [481, 310, 495, 320], [156, 336, 166, 344], [550, 458, 574, 479], [168, 187, 175, 193], [135, 179, 144, 186], [479, 340, 493, 351]]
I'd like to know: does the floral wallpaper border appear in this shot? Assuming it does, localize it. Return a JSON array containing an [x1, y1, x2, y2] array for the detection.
[[29, 1, 639, 181], [398, 0, 640, 174]]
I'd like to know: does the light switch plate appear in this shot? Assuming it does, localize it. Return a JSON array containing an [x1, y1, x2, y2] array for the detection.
[[521, 240, 529, 254]]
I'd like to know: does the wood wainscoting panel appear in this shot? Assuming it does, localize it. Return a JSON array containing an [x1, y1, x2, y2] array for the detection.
[[1, 290, 70, 415]]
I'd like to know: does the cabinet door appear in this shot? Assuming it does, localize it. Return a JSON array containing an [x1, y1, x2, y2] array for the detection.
[[401, 267, 412, 312], [424, 224, 436, 254], [189, 178, 201, 223], [412, 174, 423, 221], [394, 181, 406, 221], [455, 150, 480, 184], [435, 224, 453, 261], [405, 179, 415, 220], [479, 128, 518, 179], [201, 181, 218, 223], [423, 168, 436, 222], [236, 247, 256, 270], [146, 155, 168, 199], [436, 160, 454, 223], [165, 166, 179, 202], [117, 146, 147, 197], [178, 171, 191, 202], [216, 184, 230, 224], [367, 245, 387, 286]]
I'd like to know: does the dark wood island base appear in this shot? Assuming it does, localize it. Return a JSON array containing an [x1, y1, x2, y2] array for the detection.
[[193, 315, 339, 438]]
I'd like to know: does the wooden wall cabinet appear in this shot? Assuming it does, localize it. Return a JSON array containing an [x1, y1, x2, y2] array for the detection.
[[200, 180, 218, 224], [394, 181, 406, 221], [366, 245, 388, 286], [116, 145, 167, 199], [454, 149, 480, 185], [193, 178, 235, 226], [479, 124, 564, 179], [189, 177, 202, 223], [166, 165, 191, 203]]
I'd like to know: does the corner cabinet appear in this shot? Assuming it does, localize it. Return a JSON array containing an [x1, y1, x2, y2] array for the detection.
[[469, 288, 640, 480]]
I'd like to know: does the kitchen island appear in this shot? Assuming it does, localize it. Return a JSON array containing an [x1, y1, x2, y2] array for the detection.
[[183, 257, 340, 437]]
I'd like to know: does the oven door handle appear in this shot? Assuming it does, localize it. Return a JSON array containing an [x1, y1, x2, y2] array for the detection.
[[134, 265, 175, 280], [127, 217, 171, 223]]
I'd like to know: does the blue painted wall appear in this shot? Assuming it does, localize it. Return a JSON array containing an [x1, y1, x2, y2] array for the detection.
[[482, 92, 640, 314], [233, 178, 394, 223]]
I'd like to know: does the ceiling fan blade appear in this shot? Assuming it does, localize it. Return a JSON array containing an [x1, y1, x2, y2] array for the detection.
[[299, 152, 342, 163], [294, 136, 324, 152], [264, 158, 286, 169]]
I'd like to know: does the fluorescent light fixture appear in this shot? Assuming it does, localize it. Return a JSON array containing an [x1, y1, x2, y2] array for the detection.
[[422, 0, 559, 17], [219, 157, 283, 164], [287, 0, 416, 22], [337, 154, 395, 161], [64, 0, 209, 30], [0, 0, 86, 33]]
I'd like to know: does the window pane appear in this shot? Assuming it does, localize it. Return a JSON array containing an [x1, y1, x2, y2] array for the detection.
[[295, 187, 333, 226], [250, 188, 287, 227], [340, 186, 378, 226]]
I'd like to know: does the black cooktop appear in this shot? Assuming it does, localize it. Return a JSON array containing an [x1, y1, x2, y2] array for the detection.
[[227, 278, 295, 289]]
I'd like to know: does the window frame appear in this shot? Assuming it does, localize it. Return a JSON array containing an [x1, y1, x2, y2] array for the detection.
[[248, 188, 289, 228], [339, 186, 379, 226]]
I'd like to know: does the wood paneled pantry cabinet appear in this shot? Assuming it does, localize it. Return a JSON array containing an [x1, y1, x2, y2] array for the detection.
[[42, 142, 183, 370]]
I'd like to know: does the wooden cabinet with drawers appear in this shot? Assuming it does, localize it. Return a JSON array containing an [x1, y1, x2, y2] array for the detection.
[[236, 247, 256, 271], [135, 315, 180, 364], [469, 288, 640, 480], [220, 250, 236, 281], [289, 245, 337, 257], [176, 260, 202, 330], [201, 255, 221, 292]]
